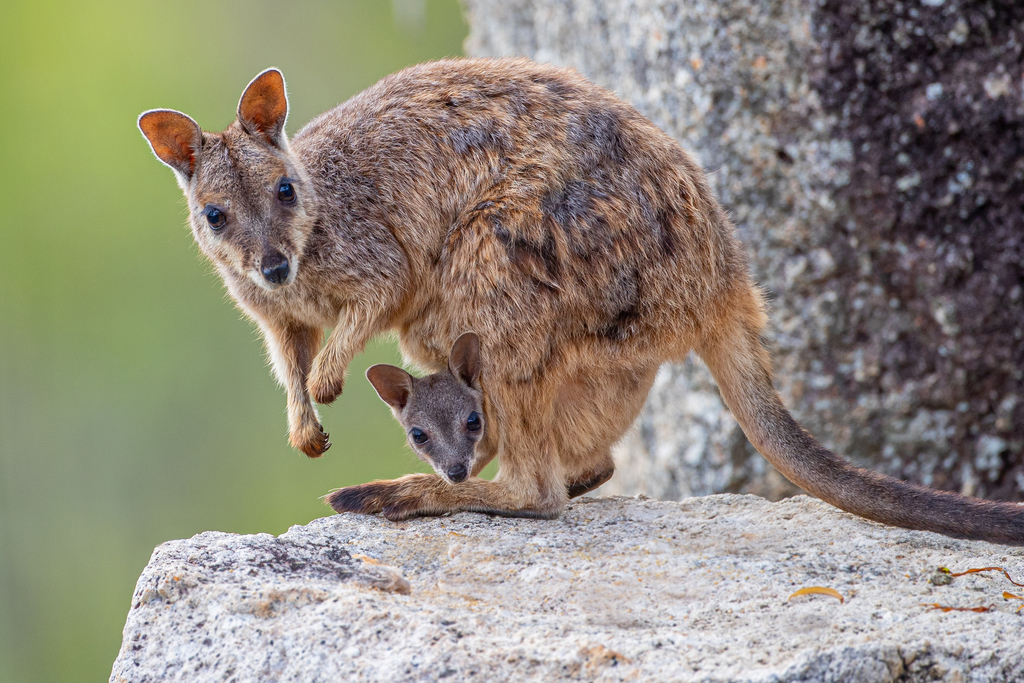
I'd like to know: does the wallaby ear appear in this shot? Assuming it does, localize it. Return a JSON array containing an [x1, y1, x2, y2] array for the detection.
[[237, 68, 288, 146], [366, 364, 414, 410], [448, 332, 482, 389], [138, 109, 202, 182]]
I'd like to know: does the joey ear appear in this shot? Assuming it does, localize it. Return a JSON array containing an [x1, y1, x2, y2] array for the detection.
[[448, 332, 482, 389], [238, 68, 288, 146], [138, 109, 202, 181], [366, 364, 414, 410]]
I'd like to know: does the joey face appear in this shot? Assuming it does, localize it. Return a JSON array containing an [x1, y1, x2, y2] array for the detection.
[[366, 334, 485, 484], [139, 69, 318, 292], [402, 373, 484, 483]]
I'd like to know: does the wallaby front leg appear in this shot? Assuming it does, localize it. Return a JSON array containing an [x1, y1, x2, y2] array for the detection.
[[261, 321, 330, 458], [307, 303, 385, 406]]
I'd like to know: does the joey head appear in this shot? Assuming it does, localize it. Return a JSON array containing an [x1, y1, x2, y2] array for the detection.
[[366, 333, 485, 485]]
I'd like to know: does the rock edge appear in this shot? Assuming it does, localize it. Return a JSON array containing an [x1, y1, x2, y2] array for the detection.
[[111, 495, 1024, 682]]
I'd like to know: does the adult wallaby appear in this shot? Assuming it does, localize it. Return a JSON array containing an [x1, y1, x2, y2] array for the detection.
[[139, 58, 1024, 543]]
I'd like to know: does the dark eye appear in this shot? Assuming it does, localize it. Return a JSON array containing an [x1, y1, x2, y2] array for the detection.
[[277, 181, 296, 204], [205, 207, 226, 230], [467, 412, 481, 432], [410, 428, 428, 445]]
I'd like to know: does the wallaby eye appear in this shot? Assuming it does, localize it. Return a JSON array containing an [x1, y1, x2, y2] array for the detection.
[[277, 181, 296, 204], [204, 207, 226, 230], [467, 412, 481, 432], [410, 428, 428, 445]]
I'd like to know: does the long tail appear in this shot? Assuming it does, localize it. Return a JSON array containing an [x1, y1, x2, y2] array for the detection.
[[695, 288, 1024, 545]]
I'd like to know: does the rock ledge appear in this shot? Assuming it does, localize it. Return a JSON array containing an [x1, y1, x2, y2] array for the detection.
[[111, 495, 1024, 682]]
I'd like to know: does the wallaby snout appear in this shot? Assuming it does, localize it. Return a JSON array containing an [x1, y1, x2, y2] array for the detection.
[[447, 463, 468, 483], [261, 251, 291, 286]]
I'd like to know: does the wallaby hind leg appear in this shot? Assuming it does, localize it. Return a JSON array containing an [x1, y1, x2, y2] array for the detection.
[[326, 465, 567, 521], [554, 363, 657, 499]]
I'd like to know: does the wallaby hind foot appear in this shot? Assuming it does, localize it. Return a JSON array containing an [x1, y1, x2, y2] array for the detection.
[[326, 473, 564, 521]]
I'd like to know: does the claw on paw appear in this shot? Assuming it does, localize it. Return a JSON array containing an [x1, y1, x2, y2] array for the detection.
[[293, 423, 332, 458]]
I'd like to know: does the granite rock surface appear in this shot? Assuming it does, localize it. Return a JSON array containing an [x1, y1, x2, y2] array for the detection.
[[111, 496, 1024, 682], [462, 0, 1024, 503]]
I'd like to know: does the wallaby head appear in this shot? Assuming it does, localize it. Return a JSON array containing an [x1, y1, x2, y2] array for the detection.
[[366, 333, 485, 484], [138, 69, 317, 291]]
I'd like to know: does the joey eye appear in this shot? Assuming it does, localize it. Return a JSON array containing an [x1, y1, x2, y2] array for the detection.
[[410, 428, 428, 445], [204, 207, 226, 230], [277, 181, 296, 204], [467, 412, 481, 432]]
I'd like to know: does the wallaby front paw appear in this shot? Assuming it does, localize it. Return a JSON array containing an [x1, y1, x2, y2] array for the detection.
[[308, 370, 344, 405], [291, 420, 332, 458]]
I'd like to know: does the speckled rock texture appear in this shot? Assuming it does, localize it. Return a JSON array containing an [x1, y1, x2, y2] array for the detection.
[[462, 0, 1024, 503], [110, 496, 1024, 682]]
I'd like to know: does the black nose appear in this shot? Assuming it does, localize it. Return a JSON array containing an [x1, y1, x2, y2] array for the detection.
[[447, 464, 468, 483], [261, 254, 290, 285]]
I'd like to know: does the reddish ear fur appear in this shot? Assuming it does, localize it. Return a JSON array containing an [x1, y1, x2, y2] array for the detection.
[[366, 364, 414, 410], [448, 332, 481, 389], [138, 109, 202, 180], [238, 68, 288, 146]]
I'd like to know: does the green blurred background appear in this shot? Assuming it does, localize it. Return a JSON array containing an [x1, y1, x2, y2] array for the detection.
[[0, 1, 469, 681]]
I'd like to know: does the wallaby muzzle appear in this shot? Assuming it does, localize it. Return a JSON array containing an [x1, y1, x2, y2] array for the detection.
[[261, 251, 290, 285], [446, 464, 469, 483]]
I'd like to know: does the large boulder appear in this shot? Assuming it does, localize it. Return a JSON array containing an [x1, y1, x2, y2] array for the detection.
[[110, 497, 1024, 682], [462, 0, 1024, 502]]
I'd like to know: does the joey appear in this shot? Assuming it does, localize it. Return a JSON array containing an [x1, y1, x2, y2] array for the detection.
[[366, 333, 485, 485]]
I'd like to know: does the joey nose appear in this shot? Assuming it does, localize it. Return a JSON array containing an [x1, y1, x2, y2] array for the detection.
[[447, 464, 468, 483], [261, 254, 290, 285]]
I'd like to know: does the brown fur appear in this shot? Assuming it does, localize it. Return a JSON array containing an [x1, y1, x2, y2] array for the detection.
[[139, 59, 1024, 544]]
